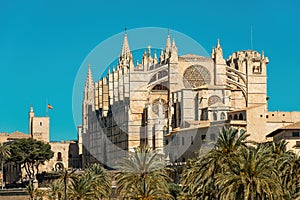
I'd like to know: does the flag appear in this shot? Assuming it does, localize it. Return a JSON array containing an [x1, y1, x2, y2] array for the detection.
[[47, 104, 53, 110]]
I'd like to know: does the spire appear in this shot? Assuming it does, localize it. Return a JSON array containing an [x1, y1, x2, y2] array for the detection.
[[147, 45, 151, 57], [85, 64, 94, 90], [214, 39, 225, 64], [215, 38, 223, 56], [211, 46, 215, 59], [119, 30, 132, 68], [217, 38, 220, 48], [153, 50, 158, 64], [169, 38, 178, 63], [160, 49, 164, 63], [171, 38, 177, 50], [30, 104, 34, 112], [121, 30, 130, 58], [165, 33, 171, 53]]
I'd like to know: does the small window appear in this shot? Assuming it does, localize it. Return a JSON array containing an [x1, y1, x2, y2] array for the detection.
[[165, 140, 169, 145], [292, 132, 300, 137], [213, 112, 217, 121], [201, 135, 206, 140], [40, 122, 43, 126], [191, 136, 194, 145], [283, 114, 285, 116], [272, 114, 274, 116], [239, 113, 243, 120], [260, 115, 263, 117], [266, 115, 268, 118], [296, 141, 300, 147], [220, 112, 226, 120], [57, 152, 62, 161], [182, 137, 185, 146], [234, 114, 238, 120]]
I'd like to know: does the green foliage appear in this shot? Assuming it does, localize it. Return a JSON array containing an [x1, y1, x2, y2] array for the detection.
[[53, 164, 111, 200], [57, 168, 77, 200], [116, 146, 173, 200], [181, 127, 300, 199], [47, 180, 63, 200], [0, 142, 10, 189], [8, 138, 54, 179], [168, 183, 181, 199], [85, 163, 111, 198]]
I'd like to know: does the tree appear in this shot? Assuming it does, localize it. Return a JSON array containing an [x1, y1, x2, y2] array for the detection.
[[67, 164, 111, 200], [116, 146, 173, 200], [8, 138, 54, 180], [68, 173, 94, 200], [0, 142, 10, 189], [181, 127, 249, 199], [57, 169, 77, 200], [215, 145, 283, 200], [278, 152, 300, 199], [47, 180, 63, 200], [85, 163, 111, 199]]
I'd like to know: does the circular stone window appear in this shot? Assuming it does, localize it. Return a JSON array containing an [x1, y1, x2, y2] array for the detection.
[[183, 65, 211, 88]]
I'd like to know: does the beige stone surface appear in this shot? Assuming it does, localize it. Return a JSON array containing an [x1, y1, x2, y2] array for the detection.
[[81, 33, 300, 165]]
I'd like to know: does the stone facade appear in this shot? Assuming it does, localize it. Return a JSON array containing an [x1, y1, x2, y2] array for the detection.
[[266, 121, 300, 154], [1, 107, 81, 186], [81, 32, 300, 167]]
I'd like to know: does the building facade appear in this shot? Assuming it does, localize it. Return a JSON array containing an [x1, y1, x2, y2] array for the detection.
[[81, 32, 300, 167], [1, 107, 81, 186]]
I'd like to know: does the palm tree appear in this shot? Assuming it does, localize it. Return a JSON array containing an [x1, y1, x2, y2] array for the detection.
[[277, 151, 300, 199], [181, 127, 249, 199], [86, 163, 111, 199], [0, 142, 10, 189], [68, 173, 94, 200], [67, 163, 111, 200], [47, 180, 63, 200], [116, 146, 173, 200], [58, 168, 77, 200], [215, 126, 249, 157], [215, 145, 283, 200]]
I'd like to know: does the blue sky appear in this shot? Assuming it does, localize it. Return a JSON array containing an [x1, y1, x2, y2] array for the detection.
[[0, 0, 299, 141]]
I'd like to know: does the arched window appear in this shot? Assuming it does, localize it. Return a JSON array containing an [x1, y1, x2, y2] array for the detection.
[[234, 114, 238, 120], [213, 112, 217, 121], [220, 112, 226, 120], [208, 95, 222, 106], [57, 152, 62, 161], [228, 115, 232, 120], [151, 84, 168, 91], [239, 113, 243, 120]]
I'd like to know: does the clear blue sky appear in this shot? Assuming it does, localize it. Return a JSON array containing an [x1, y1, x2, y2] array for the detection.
[[0, 0, 299, 141]]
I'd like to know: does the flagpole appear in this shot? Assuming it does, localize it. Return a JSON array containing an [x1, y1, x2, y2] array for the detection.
[[46, 97, 48, 117]]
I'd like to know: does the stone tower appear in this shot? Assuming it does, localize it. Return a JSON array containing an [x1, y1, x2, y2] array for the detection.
[[28, 106, 50, 142], [82, 65, 95, 135]]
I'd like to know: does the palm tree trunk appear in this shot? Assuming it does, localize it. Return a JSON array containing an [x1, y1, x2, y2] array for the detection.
[[1, 160, 3, 190], [64, 177, 67, 200]]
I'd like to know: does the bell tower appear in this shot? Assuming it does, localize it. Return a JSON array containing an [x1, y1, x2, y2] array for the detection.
[[28, 105, 50, 142]]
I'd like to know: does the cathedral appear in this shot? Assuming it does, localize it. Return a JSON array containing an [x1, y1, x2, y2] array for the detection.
[[81, 32, 300, 167]]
